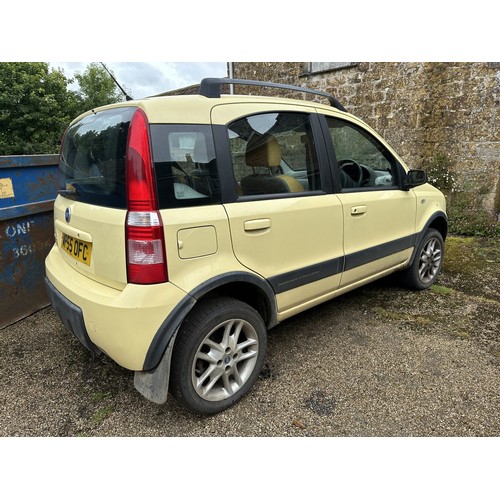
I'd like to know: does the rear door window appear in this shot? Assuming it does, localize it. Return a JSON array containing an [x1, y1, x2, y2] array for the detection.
[[228, 112, 324, 197], [59, 107, 135, 208]]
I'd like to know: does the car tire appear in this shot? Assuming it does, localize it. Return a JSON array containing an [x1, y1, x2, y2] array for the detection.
[[169, 297, 267, 415], [401, 228, 444, 290]]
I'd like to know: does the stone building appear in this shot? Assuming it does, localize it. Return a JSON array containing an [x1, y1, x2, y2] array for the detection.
[[228, 62, 500, 234]]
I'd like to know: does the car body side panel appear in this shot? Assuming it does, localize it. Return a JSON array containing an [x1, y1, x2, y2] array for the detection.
[[337, 189, 417, 287], [275, 253, 409, 322], [412, 184, 448, 234], [161, 204, 252, 294], [223, 196, 344, 312]]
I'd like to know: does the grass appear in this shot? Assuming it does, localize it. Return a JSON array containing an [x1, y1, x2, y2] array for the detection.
[[90, 405, 115, 425], [371, 306, 432, 325], [444, 236, 483, 275], [91, 391, 112, 403], [431, 284, 455, 295]]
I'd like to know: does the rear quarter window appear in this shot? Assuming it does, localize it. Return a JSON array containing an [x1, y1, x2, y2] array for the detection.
[[150, 124, 221, 209], [59, 107, 135, 208]]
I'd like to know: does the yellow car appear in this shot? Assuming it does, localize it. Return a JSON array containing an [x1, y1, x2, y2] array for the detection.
[[45, 78, 447, 414]]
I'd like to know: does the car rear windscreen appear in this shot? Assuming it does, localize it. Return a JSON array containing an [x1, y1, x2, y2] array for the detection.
[[59, 107, 135, 209]]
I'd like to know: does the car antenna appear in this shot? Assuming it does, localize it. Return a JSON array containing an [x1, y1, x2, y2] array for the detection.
[[100, 62, 133, 101]]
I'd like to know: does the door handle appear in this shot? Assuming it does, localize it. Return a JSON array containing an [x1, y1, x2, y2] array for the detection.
[[351, 205, 367, 216], [244, 218, 271, 232]]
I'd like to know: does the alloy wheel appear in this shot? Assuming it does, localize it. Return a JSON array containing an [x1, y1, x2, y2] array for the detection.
[[418, 237, 442, 284], [191, 318, 259, 402]]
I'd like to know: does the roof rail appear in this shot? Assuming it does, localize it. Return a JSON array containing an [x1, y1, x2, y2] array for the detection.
[[199, 77, 346, 112]]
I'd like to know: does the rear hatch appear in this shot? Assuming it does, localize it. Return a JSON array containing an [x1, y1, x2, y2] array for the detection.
[[56, 101, 223, 291], [56, 106, 135, 290]]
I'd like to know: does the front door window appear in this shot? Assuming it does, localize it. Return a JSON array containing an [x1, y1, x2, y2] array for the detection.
[[326, 117, 400, 190]]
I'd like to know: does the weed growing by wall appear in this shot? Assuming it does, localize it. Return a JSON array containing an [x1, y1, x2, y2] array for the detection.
[[424, 152, 499, 236], [424, 153, 456, 193], [447, 191, 500, 237]]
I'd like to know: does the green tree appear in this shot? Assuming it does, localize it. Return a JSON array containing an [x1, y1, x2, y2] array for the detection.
[[74, 63, 128, 110], [0, 62, 79, 155]]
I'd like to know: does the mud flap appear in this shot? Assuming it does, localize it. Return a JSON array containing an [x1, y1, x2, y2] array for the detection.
[[133, 329, 178, 404]]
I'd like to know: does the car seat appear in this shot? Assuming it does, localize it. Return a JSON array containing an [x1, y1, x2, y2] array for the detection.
[[241, 134, 304, 195]]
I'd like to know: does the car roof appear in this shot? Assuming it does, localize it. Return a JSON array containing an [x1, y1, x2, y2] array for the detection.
[[77, 93, 349, 126]]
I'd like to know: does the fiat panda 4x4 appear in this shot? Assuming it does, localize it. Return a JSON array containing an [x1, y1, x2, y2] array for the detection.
[[45, 78, 447, 414]]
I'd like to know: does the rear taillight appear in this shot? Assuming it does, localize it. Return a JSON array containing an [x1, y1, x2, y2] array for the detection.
[[125, 109, 168, 284], [126, 211, 167, 284]]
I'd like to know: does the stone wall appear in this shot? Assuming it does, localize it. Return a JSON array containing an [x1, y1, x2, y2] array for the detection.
[[232, 62, 500, 232]]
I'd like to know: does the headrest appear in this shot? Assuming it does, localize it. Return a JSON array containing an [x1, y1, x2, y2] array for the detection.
[[192, 136, 209, 163], [245, 134, 281, 168]]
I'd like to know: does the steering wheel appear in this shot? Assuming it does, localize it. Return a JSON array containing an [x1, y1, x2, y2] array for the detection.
[[338, 159, 363, 187]]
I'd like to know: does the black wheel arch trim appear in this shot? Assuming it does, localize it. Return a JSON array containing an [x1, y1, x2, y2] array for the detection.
[[408, 211, 448, 266], [142, 272, 277, 371]]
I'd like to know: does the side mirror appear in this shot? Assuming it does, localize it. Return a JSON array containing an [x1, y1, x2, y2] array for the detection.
[[404, 169, 427, 190]]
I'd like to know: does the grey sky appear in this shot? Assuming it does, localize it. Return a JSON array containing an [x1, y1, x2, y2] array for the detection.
[[50, 62, 228, 100]]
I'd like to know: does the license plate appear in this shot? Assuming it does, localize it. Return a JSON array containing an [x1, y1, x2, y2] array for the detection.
[[60, 233, 92, 266]]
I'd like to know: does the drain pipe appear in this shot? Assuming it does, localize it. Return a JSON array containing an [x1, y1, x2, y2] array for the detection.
[[228, 62, 234, 94]]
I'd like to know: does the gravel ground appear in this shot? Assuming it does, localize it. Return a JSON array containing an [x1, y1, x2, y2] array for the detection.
[[1, 236, 499, 438]]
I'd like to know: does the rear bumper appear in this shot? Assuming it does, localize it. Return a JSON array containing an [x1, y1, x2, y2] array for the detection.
[[45, 244, 188, 370], [45, 277, 101, 355]]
